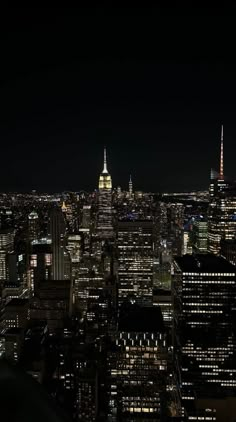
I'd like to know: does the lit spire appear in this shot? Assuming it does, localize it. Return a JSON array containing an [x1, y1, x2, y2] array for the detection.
[[219, 124, 224, 179], [102, 147, 108, 173], [129, 174, 133, 196], [61, 201, 67, 211]]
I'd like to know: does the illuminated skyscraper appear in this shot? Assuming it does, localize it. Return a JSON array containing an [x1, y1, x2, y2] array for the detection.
[[50, 207, 66, 280], [107, 305, 167, 419], [0, 228, 14, 283], [28, 211, 39, 242], [97, 148, 113, 238], [29, 239, 52, 294], [81, 205, 91, 231], [173, 254, 236, 416], [208, 125, 236, 254], [192, 218, 208, 253], [117, 220, 154, 306]]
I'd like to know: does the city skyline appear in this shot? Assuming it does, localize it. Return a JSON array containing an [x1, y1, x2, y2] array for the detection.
[[0, 126, 230, 194], [1, 7, 236, 422]]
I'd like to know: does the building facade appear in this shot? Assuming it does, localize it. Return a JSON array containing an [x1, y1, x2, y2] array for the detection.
[[172, 254, 236, 416], [117, 220, 154, 306], [50, 207, 66, 280], [97, 148, 113, 239], [208, 125, 236, 255], [107, 306, 167, 420]]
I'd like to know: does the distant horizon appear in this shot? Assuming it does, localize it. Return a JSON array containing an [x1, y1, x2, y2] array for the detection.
[[0, 187, 210, 195]]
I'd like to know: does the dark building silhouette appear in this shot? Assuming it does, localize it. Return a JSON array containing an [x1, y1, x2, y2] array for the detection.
[[30, 279, 72, 333], [221, 238, 236, 266]]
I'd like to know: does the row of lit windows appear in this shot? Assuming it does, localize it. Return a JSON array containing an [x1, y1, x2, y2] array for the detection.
[[124, 407, 156, 413], [183, 310, 223, 314], [183, 280, 235, 285], [188, 417, 216, 421], [183, 273, 235, 276], [184, 303, 222, 307]]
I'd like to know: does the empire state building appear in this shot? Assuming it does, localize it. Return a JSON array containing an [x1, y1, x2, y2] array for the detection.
[[97, 148, 113, 238]]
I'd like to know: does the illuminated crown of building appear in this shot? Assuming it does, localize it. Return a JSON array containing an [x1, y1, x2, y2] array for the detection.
[[99, 147, 112, 189], [61, 201, 67, 211]]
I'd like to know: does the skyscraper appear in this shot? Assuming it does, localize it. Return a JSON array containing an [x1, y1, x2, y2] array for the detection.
[[192, 218, 208, 253], [0, 228, 14, 283], [208, 125, 236, 255], [172, 254, 236, 416], [97, 148, 113, 238], [117, 219, 154, 306], [30, 240, 52, 294], [28, 211, 39, 242], [50, 207, 66, 280], [107, 305, 167, 420]]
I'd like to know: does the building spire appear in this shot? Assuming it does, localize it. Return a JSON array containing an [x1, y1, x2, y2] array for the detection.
[[103, 147, 108, 173], [219, 124, 224, 179], [129, 174, 133, 196]]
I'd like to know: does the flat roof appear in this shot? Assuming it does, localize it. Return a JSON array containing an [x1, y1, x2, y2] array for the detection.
[[118, 305, 164, 332], [175, 254, 236, 273], [5, 298, 29, 307]]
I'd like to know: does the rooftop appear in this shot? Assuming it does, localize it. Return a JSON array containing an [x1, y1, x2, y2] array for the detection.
[[175, 254, 236, 273], [153, 288, 171, 296], [5, 298, 29, 307], [118, 305, 164, 332]]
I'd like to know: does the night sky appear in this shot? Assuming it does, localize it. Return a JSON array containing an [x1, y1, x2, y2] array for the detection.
[[1, 7, 236, 193]]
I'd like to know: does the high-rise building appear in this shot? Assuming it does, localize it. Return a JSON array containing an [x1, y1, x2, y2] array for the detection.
[[183, 230, 192, 255], [172, 254, 236, 416], [7, 251, 26, 287], [97, 148, 113, 238], [30, 279, 72, 332], [0, 228, 14, 284], [66, 234, 81, 264], [66, 234, 81, 287], [107, 305, 167, 420], [61, 199, 78, 232], [208, 125, 236, 254], [79, 205, 91, 256], [28, 211, 39, 242], [157, 202, 184, 257], [29, 240, 52, 294], [117, 220, 154, 306], [221, 239, 236, 266], [192, 218, 208, 253], [81, 205, 91, 231], [73, 256, 103, 315], [50, 207, 66, 280]]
